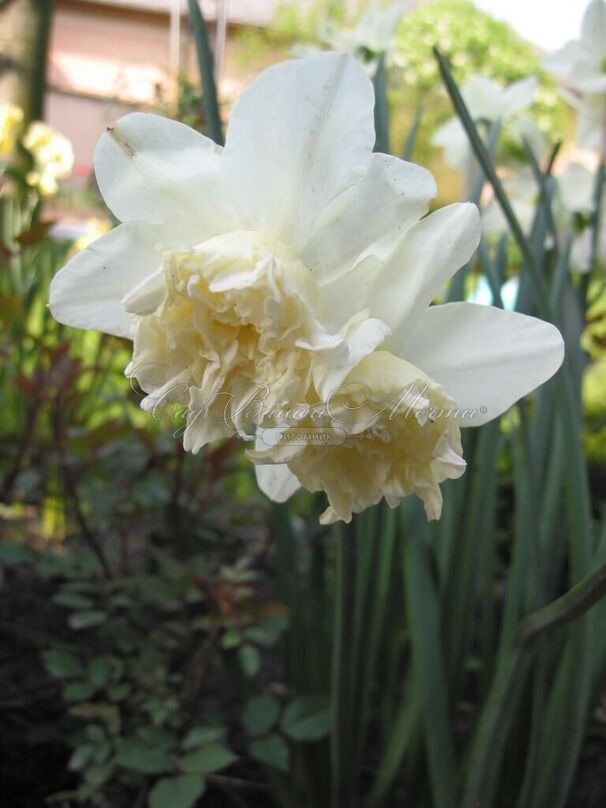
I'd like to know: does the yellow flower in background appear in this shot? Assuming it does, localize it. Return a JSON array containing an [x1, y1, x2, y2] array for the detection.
[[0, 102, 24, 158], [23, 122, 74, 196]]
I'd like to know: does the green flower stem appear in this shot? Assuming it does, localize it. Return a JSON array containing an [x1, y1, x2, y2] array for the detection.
[[330, 521, 358, 808], [462, 558, 606, 807]]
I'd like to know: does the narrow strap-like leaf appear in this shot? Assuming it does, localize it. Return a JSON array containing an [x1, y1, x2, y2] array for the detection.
[[187, 0, 224, 146]]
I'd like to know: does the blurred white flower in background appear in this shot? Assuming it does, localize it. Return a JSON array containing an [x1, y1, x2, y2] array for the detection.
[[557, 162, 596, 218], [482, 160, 604, 274], [481, 169, 538, 238], [23, 122, 74, 196], [543, 0, 606, 95], [543, 0, 606, 153], [49, 53, 563, 522], [557, 162, 605, 271], [432, 75, 545, 173], [296, 3, 409, 75], [566, 91, 606, 153]]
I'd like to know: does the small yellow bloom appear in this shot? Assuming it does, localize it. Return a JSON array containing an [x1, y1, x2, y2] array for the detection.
[[23, 121, 73, 196], [0, 102, 24, 158]]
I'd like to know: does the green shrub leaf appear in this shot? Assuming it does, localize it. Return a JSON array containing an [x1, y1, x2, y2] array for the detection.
[[44, 649, 82, 679], [114, 744, 171, 774], [243, 694, 280, 736], [68, 610, 107, 630], [282, 695, 331, 741], [179, 742, 236, 775], [63, 681, 96, 702], [238, 644, 261, 676], [88, 655, 113, 687], [149, 774, 206, 808], [182, 726, 225, 751], [250, 734, 289, 772]]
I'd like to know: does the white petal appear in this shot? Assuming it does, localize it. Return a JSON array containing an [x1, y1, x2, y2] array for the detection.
[[462, 76, 503, 121], [255, 463, 300, 503], [400, 302, 564, 426], [312, 316, 391, 398], [94, 112, 234, 237], [557, 162, 595, 214], [542, 41, 585, 79], [502, 76, 538, 117], [510, 118, 546, 160], [568, 68, 606, 95], [316, 254, 381, 332], [582, 0, 606, 59], [432, 117, 470, 171], [222, 53, 375, 246], [182, 388, 238, 453], [575, 95, 605, 151], [368, 203, 481, 346], [49, 222, 166, 338], [301, 153, 436, 280]]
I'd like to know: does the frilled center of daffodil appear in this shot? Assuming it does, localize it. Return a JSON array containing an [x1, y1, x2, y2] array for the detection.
[[250, 351, 466, 524], [124, 230, 344, 452]]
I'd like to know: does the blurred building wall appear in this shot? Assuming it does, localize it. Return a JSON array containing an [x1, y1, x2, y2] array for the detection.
[[46, 0, 281, 174]]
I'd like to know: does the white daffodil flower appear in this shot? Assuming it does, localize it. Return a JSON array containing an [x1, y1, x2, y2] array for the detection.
[[432, 75, 545, 173], [49, 53, 563, 522], [543, 0, 606, 153], [50, 53, 472, 451]]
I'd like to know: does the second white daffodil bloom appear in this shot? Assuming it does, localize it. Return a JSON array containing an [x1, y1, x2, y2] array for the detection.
[[49, 53, 564, 521], [251, 294, 564, 522], [250, 351, 467, 523]]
